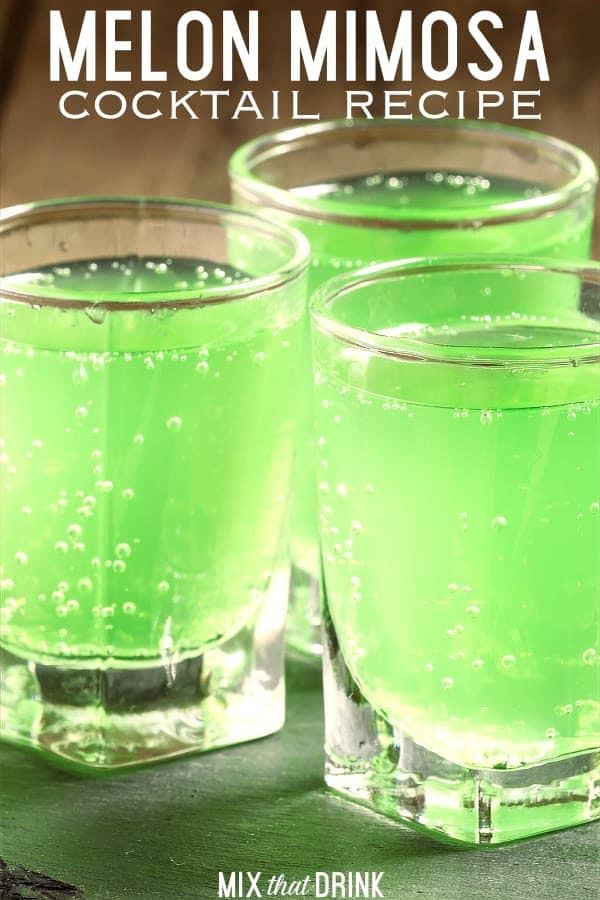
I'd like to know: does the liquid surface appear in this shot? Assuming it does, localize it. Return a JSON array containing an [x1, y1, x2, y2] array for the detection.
[[6, 256, 250, 297], [314, 315, 600, 769], [0, 257, 302, 666], [294, 170, 544, 213], [380, 323, 598, 350]]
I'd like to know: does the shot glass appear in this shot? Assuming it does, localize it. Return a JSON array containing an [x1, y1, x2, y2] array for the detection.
[[311, 258, 600, 845], [0, 197, 309, 768], [230, 119, 598, 657]]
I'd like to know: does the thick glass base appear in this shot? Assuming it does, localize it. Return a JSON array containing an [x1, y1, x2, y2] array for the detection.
[[323, 612, 600, 847], [0, 574, 287, 770], [286, 565, 322, 659]]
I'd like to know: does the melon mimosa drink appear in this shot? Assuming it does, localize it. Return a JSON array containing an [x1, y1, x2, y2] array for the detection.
[[0, 198, 309, 768], [311, 258, 600, 845], [230, 120, 598, 656]]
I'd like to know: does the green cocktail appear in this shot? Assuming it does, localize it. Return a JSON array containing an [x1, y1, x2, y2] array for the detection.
[[230, 120, 598, 656], [311, 259, 600, 845], [0, 198, 309, 768]]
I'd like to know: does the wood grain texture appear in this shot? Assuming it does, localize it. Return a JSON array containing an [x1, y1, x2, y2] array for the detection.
[[0, 662, 598, 900], [0, 1, 598, 230]]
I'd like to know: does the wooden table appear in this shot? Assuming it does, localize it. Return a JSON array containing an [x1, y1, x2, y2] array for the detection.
[[1, 660, 598, 900]]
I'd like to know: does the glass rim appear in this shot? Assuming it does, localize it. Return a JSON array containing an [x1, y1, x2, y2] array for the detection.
[[310, 256, 600, 368], [0, 195, 311, 310], [229, 118, 598, 229]]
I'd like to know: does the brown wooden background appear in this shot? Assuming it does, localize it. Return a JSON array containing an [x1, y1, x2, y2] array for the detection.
[[0, 0, 599, 245]]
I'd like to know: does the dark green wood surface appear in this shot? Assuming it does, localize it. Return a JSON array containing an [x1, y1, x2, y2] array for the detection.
[[0, 661, 598, 900]]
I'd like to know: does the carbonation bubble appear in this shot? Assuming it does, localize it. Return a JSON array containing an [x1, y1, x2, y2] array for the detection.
[[72, 364, 88, 384], [472, 658, 485, 670], [480, 410, 493, 425], [77, 577, 93, 592], [582, 648, 597, 665], [96, 480, 113, 493], [492, 516, 508, 529], [158, 580, 170, 593], [166, 416, 182, 432], [122, 601, 136, 614], [75, 406, 88, 419], [133, 434, 144, 445], [442, 677, 454, 689], [67, 523, 82, 539], [14, 551, 28, 565], [501, 654, 516, 669], [122, 488, 135, 500], [465, 605, 480, 616], [113, 560, 126, 574], [85, 304, 107, 325], [116, 543, 132, 559]]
